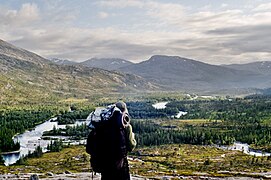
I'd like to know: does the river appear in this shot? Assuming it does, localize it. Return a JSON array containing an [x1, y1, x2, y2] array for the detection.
[[152, 102, 168, 109], [219, 142, 271, 157], [152, 102, 188, 118], [3, 106, 270, 166], [2, 117, 89, 166]]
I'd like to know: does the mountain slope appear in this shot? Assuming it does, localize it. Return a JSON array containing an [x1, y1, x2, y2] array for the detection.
[[118, 55, 271, 91], [0, 40, 158, 103], [0, 39, 50, 66], [222, 61, 271, 75], [80, 58, 133, 71]]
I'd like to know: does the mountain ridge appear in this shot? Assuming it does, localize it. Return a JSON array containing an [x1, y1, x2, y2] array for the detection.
[[0, 39, 159, 103], [118, 55, 271, 92], [222, 61, 271, 75], [0, 40, 50, 66], [80, 58, 134, 70], [2, 39, 271, 97]]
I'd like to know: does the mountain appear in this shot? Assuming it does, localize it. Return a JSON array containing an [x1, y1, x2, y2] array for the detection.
[[80, 58, 133, 71], [222, 61, 271, 75], [49, 58, 77, 66], [118, 55, 271, 92], [0, 39, 50, 66], [0, 39, 158, 103]]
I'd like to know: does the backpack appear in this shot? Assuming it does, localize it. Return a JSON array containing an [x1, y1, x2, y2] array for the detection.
[[86, 105, 130, 173]]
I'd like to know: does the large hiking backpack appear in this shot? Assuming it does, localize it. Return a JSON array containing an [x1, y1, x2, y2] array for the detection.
[[86, 105, 130, 173]]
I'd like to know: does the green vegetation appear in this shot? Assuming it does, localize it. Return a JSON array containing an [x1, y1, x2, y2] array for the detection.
[[0, 146, 90, 174], [47, 140, 64, 152], [124, 96, 271, 151], [130, 144, 271, 178], [0, 145, 270, 178], [0, 106, 57, 152], [43, 124, 90, 140], [43, 95, 271, 151], [56, 108, 93, 124], [2, 93, 271, 178], [132, 119, 235, 147], [0, 155, 4, 165]]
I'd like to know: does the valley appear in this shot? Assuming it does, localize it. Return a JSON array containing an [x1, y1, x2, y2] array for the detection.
[[1, 94, 271, 179], [1, 39, 271, 179]]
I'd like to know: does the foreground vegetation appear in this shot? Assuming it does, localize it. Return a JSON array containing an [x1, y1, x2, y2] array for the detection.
[[0, 145, 270, 178], [2, 93, 271, 179]]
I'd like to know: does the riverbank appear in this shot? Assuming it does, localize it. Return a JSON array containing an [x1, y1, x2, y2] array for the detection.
[[1, 150, 20, 155]]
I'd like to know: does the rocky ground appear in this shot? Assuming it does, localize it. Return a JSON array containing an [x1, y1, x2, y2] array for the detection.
[[0, 172, 146, 180], [0, 173, 265, 180]]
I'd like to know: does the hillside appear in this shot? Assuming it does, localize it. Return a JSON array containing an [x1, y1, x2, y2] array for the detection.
[[118, 55, 271, 92], [0, 39, 50, 66], [80, 58, 133, 71], [222, 61, 271, 75], [0, 40, 158, 104]]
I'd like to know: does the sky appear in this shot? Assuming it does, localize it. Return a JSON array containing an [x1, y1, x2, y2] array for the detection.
[[0, 0, 271, 64]]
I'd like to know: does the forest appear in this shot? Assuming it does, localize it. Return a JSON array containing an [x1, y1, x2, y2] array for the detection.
[[2, 94, 271, 154], [40, 95, 271, 152]]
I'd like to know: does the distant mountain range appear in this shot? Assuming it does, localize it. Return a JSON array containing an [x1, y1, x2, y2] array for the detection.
[[0, 39, 158, 103], [80, 58, 133, 70], [117, 55, 271, 92], [222, 61, 271, 75], [49, 58, 77, 66], [1, 39, 271, 101], [49, 57, 134, 71]]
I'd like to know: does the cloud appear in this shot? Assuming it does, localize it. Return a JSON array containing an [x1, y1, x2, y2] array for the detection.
[[97, 0, 144, 8], [145, 1, 186, 26], [0, 3, 39, 26], [206, 25, 271, 53], [1, 1, 271, 65], [253, 2, 271, 12], [98, 12, 109, 19]]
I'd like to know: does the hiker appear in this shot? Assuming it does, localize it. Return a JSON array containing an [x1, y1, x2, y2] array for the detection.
[[86, 101, 136, 180]]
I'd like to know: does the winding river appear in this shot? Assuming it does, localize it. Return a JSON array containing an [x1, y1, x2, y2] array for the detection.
[[2, 117, 89, 166], [2, 104, 271, 166]]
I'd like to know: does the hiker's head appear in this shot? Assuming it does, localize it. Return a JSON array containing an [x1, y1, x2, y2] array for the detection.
[[115, 101, 128, 113]]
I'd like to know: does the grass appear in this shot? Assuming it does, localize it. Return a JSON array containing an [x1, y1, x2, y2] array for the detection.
[[130, 144, 271, 178], [0, 145, 90, 175], [1, 144, 270, 178]]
